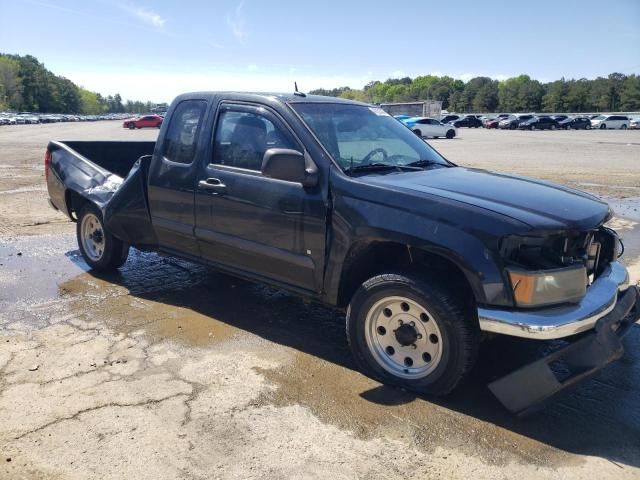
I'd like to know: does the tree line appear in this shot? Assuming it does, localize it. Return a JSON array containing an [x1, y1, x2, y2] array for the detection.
[[310, 73, 640, 113], [0, 53, 162, 114]]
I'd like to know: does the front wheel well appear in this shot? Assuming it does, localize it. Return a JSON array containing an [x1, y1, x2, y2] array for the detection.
[[337, 241, 477, 313]]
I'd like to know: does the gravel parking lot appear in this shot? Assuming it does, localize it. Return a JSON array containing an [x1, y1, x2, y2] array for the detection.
[[1, 122, 639, 479]]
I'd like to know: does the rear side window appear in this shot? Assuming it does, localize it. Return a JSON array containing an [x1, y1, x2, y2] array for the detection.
[[162, 100, 207, 164]]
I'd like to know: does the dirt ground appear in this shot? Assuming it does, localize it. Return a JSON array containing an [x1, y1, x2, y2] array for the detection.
[[1, 122, 639, 479]]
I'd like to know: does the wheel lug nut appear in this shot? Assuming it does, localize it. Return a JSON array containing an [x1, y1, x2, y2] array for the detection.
[[410, 321, 415, 327], [416, 334, 423, 339], [412, 344, 417, 349]]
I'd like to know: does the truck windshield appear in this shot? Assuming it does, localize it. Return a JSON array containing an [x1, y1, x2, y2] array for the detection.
[[291, 103, 450, 173]]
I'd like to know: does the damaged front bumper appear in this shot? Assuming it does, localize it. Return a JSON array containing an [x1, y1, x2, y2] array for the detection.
[[478, 261, 629, 340], [476, 261, 638, 415]]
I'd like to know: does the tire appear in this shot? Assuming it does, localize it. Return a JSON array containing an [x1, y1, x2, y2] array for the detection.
[[530, 125, 535, 130], [76, 203, 129, 272], [510, 124, 516, 130], [586, 124, 591, 130], [413, 129, 422, 137], [445, 129, 455, 139], [621, 124, 627, 130], [551, 124, 557, 130], [600, 124, 606, 129], [128, 123, 135, 130], [346, 273, 480, 396]]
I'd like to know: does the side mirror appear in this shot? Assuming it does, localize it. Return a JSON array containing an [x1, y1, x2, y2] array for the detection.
[[261, 148, 318, 187]]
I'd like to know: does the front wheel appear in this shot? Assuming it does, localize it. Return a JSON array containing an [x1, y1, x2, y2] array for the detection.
[[586, 124, 591, 130], [621, 124, 627, 130], [600, 123, 607, 129], [77, 204, 129, 271], [346, 273, 480, 396], [446, 129, 455, 139], [128, 123, 135, 130]]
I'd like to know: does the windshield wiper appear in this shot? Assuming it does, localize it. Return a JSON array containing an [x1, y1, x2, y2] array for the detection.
[[344, 163, 401, 175], [404, 159, 442, 168]]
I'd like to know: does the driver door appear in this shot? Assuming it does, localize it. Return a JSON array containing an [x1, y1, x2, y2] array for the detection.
[[194, 103, 327, 292]]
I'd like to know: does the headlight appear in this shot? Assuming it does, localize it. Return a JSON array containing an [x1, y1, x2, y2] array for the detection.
[[507, 266, 587, 307]]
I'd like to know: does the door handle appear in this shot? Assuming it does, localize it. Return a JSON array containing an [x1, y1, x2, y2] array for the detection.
[[198, 178, 227, 194]]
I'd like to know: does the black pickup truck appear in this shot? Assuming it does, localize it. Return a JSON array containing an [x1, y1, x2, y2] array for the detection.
[[45, 92, 639, 415]]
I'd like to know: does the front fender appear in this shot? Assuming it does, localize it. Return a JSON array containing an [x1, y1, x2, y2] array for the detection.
[[322, 172, 521, 307]]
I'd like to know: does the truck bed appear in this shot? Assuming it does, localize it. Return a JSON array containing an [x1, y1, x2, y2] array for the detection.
[[46, 140, 158, 247], [54, 141, 156, 178]]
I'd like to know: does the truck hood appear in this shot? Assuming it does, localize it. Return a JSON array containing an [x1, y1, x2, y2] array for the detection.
[[361, 166, 611, 231]]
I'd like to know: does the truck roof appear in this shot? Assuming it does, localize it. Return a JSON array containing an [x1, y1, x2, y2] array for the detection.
[[172, 91, 371, 106]]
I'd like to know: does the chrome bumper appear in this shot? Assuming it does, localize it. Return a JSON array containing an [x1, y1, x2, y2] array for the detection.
[[478, 261, 630, 340]]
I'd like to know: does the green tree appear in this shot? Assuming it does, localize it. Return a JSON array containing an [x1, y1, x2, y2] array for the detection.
[[0, 56, 23, 110], [620, 75, 640, 110]]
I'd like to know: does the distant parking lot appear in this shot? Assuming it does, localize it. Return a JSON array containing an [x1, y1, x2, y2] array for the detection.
[[1, 122, 639, 479]]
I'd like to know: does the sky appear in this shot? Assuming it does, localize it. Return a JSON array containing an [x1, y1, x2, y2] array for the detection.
[[0, 0, 638, 103]]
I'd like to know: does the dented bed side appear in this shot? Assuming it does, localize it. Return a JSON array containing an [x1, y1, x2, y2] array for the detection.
[[46, 140, 158, 247]]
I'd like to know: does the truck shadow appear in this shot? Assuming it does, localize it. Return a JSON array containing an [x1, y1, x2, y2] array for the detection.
[[72, 249, 640, 469]]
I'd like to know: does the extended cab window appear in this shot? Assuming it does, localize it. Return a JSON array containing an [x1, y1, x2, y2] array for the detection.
[[162, 101, 206, 164], [212, 109, 299, 171]]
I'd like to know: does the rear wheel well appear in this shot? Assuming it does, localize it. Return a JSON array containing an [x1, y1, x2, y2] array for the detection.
[[65, 190, 90, 221], [337, 241, 476, 313]]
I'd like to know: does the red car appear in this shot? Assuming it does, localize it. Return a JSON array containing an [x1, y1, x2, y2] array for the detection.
[[123, 114, 163, 129]]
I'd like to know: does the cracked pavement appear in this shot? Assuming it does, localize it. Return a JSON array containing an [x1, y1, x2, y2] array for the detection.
[[1, 123, 640, 479]]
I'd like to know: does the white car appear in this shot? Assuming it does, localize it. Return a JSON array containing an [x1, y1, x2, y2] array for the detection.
[[405, 117, 457, 139], [628, 117, 640, 130], [590, 115, 629, 130]]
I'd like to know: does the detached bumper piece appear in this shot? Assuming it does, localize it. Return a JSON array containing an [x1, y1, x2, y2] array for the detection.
[[488, 285, 639, 416]]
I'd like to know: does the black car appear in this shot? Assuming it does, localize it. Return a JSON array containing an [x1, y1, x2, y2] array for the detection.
[[452, 116, 483, 128], [439, 115, 460, 124], [559, 117, 592, 130], [499, 114, 534, 129], [518, 116, 560, 130]]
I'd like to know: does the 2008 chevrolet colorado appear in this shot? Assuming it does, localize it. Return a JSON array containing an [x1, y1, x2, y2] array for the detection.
[[45, 92, 639, 415]]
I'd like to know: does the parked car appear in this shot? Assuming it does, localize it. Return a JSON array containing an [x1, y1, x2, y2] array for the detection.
[[402, 117, 457, 139], [483, 114, 509, 129], [558, 117, 592, 130], [499, 114, 534, 130], [44, 91, 639, 416], [629, 117, 640, 130], [590, 115, 630, 130], [518, 116, 560, 130], [439, 114, 461, 124], [123, 114, 163, 129], [451, 116, 483, 128]]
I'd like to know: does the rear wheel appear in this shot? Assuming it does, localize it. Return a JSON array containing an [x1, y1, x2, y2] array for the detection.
[[621, 124, 627, 130], [551, 124, 557, 130], [600, 123, 607, 129], [446, 129, 455, 139], [128, 123, 135, 130], [77, 204, 129, 272], [346, 273, 480, 396], [413, 129, 422, 137], [586, 124, 591, 130]]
